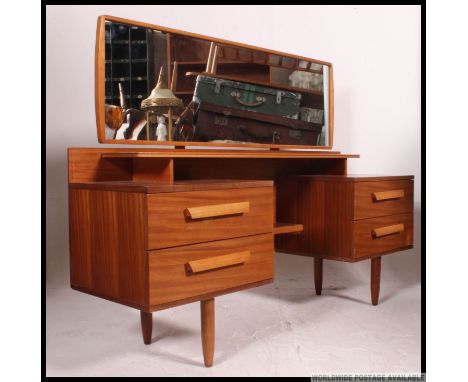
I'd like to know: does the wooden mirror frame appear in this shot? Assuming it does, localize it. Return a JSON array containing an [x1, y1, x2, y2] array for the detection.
[[95, 15, 334, 150]]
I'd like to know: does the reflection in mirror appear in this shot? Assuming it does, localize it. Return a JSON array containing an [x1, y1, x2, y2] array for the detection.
[[102, 19, 331, 147]]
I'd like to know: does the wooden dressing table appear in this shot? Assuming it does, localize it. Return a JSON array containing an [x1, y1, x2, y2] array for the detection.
[[68, 16, 414, 367]]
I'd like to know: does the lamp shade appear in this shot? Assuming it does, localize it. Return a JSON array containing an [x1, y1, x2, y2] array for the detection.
[[141, 67, 183, 111]]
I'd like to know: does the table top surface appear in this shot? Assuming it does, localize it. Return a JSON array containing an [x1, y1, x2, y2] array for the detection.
[[68, 147, 360, 159], [293, 174, 414, 182], [69, 179, 274, 193]]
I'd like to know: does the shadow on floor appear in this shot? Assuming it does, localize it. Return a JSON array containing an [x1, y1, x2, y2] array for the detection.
[[46, 314, 204, 370]]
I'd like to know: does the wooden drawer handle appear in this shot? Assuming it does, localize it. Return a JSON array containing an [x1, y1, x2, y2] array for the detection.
[[184, 201, 250, 220], [185, 251, 251, 274], [372, 223, 405, 238], [372, 189, 405, 202]]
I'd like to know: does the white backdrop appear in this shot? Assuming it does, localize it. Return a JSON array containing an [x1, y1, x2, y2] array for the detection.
[[46, 5, 421, 285]]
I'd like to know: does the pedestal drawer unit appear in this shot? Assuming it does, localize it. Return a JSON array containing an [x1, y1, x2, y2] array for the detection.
[[275, 175, 414, 305], [276, 175, 414, 261], [69, 179, 275, 312], [69, 178, 276, 366]]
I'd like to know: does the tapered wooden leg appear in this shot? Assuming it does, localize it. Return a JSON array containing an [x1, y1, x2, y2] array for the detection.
[[201, 298, 215, 367], [140, 311, 153, 345], [314, 257, 323, 295], [371, 257, 381, 306]]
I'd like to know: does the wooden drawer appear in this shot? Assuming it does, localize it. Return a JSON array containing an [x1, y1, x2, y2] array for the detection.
[[353, 213, 413, 259], [147, 187, 274, 249], [148, 233, 274, 307], [354, 180, 413, 220]]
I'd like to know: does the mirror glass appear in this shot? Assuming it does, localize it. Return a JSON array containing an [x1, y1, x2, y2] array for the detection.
[[102, 19, 331, 147]]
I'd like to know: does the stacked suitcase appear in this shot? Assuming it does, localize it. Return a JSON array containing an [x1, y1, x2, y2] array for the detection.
[[190, 74, 322, 145]]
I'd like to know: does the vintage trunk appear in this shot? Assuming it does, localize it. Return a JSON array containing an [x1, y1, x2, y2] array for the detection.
[[193, 75, 302, 118], [193, 102, 322, 145]]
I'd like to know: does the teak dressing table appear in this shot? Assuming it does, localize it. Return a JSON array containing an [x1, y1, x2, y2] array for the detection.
[[68, 16, 414, 367]]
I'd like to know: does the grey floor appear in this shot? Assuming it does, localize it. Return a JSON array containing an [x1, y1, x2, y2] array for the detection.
[[46, 250, 421, 377]]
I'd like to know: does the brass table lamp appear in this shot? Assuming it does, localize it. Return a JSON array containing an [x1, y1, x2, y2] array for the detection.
[[141, 67, 183, 141]]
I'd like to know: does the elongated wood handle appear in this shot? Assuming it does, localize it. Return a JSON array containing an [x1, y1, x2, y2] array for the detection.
[[372, 223, 404, 238], [184, 201, 250, 220], [186, 251, 250, 274], [372, 189, 404, 201]]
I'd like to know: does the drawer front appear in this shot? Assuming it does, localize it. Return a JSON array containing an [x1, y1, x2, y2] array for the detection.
[[148, 233, 274, 307], [353, 213, 413, 258], [354, 180, 413, 220], [147, 187, 273, 249]]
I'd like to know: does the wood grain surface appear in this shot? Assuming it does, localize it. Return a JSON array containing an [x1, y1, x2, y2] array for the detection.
[[354, 180, 413, 220], [98, 148, 357, 159], [275, 176, 353, 258], [353, 213, 413, 259], [148, 234, 274, 307], [147, 187, 274, 249], [174, 157, 348, 181], [69, 179, 273, 194], [69, 189, 148, 307], [68, 148, 356, 185]]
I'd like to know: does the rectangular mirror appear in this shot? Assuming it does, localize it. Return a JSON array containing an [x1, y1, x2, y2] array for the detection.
[[96, 15, 334, 149]]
